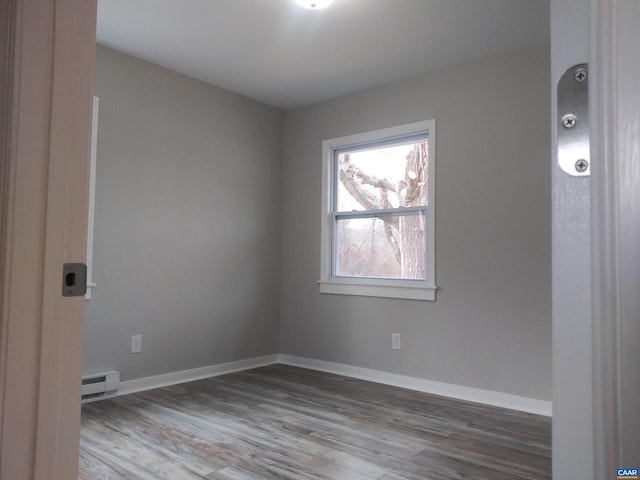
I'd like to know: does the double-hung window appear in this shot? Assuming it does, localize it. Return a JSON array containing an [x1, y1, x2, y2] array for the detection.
[[319, 120, 437, 300]]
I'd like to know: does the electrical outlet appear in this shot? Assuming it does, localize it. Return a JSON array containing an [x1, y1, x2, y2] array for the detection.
[[392, 333, 401, 350], [131, 334, 142, 354]]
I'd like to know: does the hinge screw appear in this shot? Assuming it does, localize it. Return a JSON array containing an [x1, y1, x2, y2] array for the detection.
[[574, 69, 587, 82], [562, 114, 577, 129], [575, 159, 589, 172]]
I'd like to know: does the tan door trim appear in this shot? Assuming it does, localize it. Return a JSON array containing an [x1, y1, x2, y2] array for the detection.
[[0, 0, 96, 478]]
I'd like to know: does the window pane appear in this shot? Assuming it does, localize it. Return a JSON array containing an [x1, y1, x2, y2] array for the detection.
[[335, 213, 426, 280], [336, 141, 428, 212]]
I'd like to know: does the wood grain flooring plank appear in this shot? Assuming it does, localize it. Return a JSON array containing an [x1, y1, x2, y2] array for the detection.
[[78, 449, 128, 480], [438, 433, 551, 473], [80, 364, 551, 480], [410, 446, 548, 480], [82, 401, 230, 475]]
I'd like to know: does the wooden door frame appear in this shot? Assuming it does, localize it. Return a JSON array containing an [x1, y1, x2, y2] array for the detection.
[[0, 0, 96, 478], [590, 0, 640, 473], [550, 0, 593, 476], [552, 0, 640, 476]]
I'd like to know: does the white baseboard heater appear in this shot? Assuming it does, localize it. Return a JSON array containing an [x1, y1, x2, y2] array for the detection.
[[81, 371, 120, 403]]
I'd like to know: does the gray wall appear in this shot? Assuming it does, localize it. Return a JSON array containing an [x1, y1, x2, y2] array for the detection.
[[84, 46, 283, 380], [280, 46, 552, 400], [88, 45, 552, 403]]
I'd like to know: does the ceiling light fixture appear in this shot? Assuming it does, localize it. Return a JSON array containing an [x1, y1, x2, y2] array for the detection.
[[295, 0, 334, 9]]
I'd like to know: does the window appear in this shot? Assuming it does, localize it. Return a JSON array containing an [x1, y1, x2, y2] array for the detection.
[[319, 120, 436, 300]]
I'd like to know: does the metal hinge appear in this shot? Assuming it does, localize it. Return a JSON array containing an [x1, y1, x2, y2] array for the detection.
[[557, 63, 589, 176]]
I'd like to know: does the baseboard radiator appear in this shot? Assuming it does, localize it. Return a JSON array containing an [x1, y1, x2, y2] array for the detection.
[[81, 371, 120, 403]]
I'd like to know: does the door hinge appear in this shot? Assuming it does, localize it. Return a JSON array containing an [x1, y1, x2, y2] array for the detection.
[[557, 63, 589, 176]]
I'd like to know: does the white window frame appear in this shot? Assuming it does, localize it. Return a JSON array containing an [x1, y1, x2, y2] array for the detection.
[[319, 120, 437, 301]]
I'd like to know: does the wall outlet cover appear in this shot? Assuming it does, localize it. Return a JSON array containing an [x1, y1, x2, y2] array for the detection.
[[131, 334, 142, 354]]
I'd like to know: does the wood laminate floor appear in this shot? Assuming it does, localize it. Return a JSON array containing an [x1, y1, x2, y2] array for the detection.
[[79, 364, 551, 480]]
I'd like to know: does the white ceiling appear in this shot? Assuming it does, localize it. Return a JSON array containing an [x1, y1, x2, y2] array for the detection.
[[96, 0, 550, 109]]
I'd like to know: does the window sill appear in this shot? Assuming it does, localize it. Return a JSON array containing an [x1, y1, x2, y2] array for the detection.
[[318, 280, 437, 301]]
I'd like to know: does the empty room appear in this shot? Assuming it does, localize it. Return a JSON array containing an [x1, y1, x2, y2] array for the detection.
[[81, 0, 554, 478], [4, 0, 639, 478]]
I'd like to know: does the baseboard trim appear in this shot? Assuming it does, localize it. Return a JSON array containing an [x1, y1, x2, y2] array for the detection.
[[277, 354, 552, 417], [113, 353, 551, 417], [117, 354, 279, 397]]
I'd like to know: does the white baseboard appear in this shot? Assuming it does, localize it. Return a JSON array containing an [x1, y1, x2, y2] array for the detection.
[[112, 353, 551, 417], [117, 354, 279, 397], [277, 354, 552, 417]]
